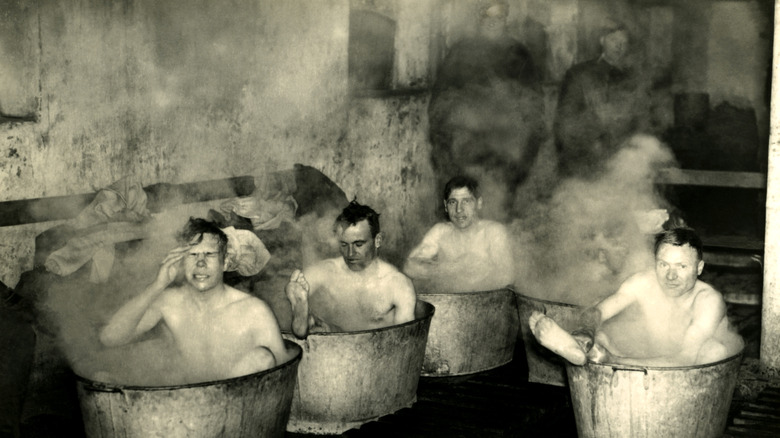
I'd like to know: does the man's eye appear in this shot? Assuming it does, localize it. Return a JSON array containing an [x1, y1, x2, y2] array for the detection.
[[356, 243, 364, 248], [206, 253, 218, 258]]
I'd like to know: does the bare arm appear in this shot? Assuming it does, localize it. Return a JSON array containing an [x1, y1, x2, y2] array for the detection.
[[403, 227, 442, 279], [490, 224, 515, 288], [614, 290, 727, 367], [252, 300, 289, 364], [571, 277, 639, 348], [392, 276, 417, 325], [231, 299, 290, 377], [99, 247, 186, 347]]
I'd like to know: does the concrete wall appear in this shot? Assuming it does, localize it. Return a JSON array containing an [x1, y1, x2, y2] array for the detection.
[[0, 0, 772, 287], [0, 0, 439, 286]]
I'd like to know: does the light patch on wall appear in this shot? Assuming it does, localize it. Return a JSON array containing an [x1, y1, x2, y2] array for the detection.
[[0, 0, 39, 119], [707, 1, 768, 111]]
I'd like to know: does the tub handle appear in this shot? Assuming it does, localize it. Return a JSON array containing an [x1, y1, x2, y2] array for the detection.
[[86, 385, 124, 394], [610, 366, 650, 390], [610, 365, 648, 374]]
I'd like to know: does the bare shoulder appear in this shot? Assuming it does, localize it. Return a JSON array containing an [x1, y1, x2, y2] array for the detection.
[[425, 222, 454, 239], [302, 258, 340, 282], [377, 260, 414, 287], [617, 270, 655, 296], [226, 288, 277, 320], [155, 286, 185, 308], [480, 219, 510, 234], [692, 281, 726, 309]]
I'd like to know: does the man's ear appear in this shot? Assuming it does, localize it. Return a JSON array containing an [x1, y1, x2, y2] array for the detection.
[[476, 197, 483, 211], [697, 260, 704, 276], [374, 232, 384, 249]]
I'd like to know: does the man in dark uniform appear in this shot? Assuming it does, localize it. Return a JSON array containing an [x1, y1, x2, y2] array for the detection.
[[554, 23, 651, 178], [428, 0, 545, 220]]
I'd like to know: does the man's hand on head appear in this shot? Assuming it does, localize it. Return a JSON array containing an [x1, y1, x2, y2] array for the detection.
[[155, 246, 188, 288]]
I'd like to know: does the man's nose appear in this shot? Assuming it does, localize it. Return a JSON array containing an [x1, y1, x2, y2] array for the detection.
[[666, 269, 677, 280], [347, 245, 356, 257], [456, 202, 464, 213], [196, 255, 207, 265]]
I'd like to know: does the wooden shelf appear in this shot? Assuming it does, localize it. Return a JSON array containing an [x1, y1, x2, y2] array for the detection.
[[655, 168, 766, 189]]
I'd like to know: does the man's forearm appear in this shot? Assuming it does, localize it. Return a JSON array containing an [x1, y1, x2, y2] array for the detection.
[[572, 307, 602, 339], [99, 281, 165, 347]]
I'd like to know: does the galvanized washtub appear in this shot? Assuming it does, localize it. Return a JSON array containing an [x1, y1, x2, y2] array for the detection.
[[417, 288, 520, 377], [283, 300, 434, 435], [566, 350, 743, 438], [76, 340, 303, 438], [516, 291, 582, 386]]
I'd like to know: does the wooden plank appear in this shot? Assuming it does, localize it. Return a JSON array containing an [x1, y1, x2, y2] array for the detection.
[[655, 168, 767, 188], [0, 176, 256, 227]]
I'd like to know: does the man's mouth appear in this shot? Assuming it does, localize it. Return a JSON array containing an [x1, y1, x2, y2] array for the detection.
[[193, 274, 210, 281]]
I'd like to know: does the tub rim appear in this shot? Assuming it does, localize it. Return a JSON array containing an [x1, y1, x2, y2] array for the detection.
[[572, 346, 745, 372], [514, 289, 582, 308], [75, 338, 303, 391], [281, 299, 435, 338], [416, 286, 516, 297]]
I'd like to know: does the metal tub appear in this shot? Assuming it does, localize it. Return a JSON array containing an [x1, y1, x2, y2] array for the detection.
[[516, 291, 582, 386], [417, 288, 520, 377], [76, 340, 302, 438], [566, 351, 743, 438], [283, 300, 434, 435]]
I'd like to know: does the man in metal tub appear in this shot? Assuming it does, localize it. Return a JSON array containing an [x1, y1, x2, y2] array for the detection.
[[402, 175, 514, 294], [530, 227, 743, 366], [100, 218, 289, 382], [285, 200, 416, 337]]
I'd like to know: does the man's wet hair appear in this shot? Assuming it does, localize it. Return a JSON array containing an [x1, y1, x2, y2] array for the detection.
[[178, 217, 228, 258], [444, 175, 480, 200], [335, 200, 381, 238], [653, 227, 703, 261]]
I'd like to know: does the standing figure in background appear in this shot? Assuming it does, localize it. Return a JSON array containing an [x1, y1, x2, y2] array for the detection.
[[404, 176, 514, 293], [554, 22, 652, 178], [428, 0, 546, 221], [285, 200, 416, 338]]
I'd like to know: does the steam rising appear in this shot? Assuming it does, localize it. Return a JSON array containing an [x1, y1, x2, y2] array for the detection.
[[512, 134, 675, 306], [40, 205, 221, 386]]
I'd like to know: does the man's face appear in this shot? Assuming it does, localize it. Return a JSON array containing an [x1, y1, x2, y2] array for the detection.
[[601, 30, 629, 66], [478, 4, 508, 40], [445, 187, 482, 230], [654, 243, 703, 297], [182, 233, 225, 292], [337, 220, 379, 272]]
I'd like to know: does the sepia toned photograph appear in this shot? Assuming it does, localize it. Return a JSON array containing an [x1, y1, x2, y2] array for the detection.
[[0, 0, 775, 436]]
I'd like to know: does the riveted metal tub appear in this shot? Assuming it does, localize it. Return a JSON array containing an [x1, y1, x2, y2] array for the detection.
[[566, 350, 743, 438], [417, 288, 520, 377], [76, 340, 303, 438], [283, 300, 434, 435], [516, 291, 582, 386]]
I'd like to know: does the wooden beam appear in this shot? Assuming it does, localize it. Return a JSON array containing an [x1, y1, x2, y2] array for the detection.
[[0, 176, 256, 228], [654, 168, 767, 189]]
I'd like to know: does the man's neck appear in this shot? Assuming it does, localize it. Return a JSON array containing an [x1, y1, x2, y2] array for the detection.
[[184, 283, 228, 310], [451, 219, 483, 235], [339, 257, 380, 277], [598, 54, 624, 70]]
